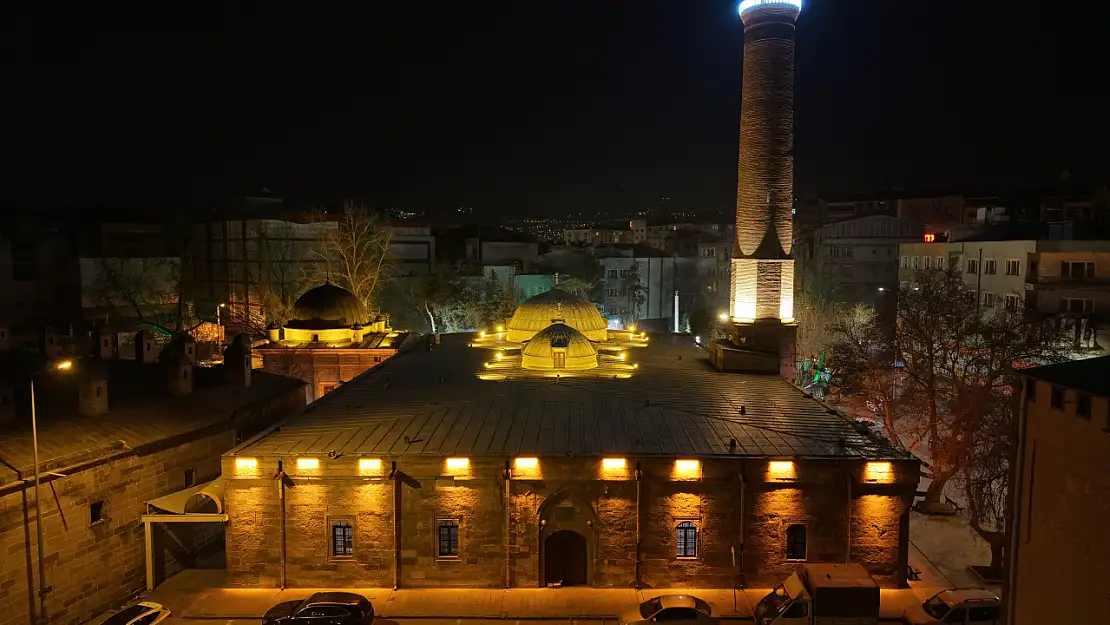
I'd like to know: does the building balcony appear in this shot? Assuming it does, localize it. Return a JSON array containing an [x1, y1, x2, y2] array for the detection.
[[1025, 275, 1110, 289]]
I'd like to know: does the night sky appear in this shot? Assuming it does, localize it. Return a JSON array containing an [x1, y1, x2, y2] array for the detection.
[[8, 1, 1107, 218]]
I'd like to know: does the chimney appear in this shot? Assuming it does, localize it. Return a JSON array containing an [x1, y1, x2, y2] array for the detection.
[[0, 325, 10, 350], [175, 331, 196, 365], [223, 333, 252, 387], [135, 330, 158, 364], [41, 326, 60, 359], [165, 350, 193, 397], [94, 328, 118, 360], [78, 363, 109, 417], [266, 324, 281, 343]]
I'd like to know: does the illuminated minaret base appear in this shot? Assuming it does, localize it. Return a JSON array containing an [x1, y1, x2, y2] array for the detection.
[[711, 0, 800, 378]]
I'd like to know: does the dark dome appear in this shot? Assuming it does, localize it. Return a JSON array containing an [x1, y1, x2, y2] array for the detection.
[[287, 283, 365, 330]]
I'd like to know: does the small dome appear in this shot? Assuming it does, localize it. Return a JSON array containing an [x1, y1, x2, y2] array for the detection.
[[507, 289, 607, 343], [287, 283, 365, 330], [521, 323, 598, 371]]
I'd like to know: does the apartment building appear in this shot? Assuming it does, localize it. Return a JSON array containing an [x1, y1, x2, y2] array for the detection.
[[898, 233, 1110, 351], [1009, 357, 1110, 625]]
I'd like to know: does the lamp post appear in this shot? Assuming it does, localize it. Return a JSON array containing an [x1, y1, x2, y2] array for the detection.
[[216, 302, 226, 346], [31, 359, 73, 621]]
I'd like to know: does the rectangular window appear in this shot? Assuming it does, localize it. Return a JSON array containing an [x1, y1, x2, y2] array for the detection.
[[184, 468, 196, 488], [1076, 393, 1092, 420], [1006, 259, 1021, 276], [785, 524, 807, 561], [912, 256, 919, 269], [1005, 294, 1022, 310], [607, 288, 619, 297], [923, 257, 932, 270], [900, 256, 908, 269], [90, 501, 104, 524], [982, 292, 996, 308], [607, 269, 617, 278], [1050, 385, 1065, 409], [330, 518, 354, 559], [983, 259, 997, 275], [936, 257, 945, 270], [437, 519, 459, 557], [966, 258, 979, 274], [1061, 261, 1094, 279]]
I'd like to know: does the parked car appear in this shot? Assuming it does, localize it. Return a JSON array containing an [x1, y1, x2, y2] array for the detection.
[[98, 602, 170, 625], [619, 595, 714, 625], [903, 589, 1001, 625], [263, 592, 374, 625]]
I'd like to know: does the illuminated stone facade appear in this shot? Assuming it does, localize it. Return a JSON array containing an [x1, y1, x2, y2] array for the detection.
[[222, 454, 916, 589]]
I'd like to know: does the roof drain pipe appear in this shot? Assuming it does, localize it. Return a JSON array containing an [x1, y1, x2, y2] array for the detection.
[[846, 470, 853, 564], [276, 460, 287, 590], [504, 461, 512, 589], [635, 461, 643, 590], [392, 461, 400, 590]]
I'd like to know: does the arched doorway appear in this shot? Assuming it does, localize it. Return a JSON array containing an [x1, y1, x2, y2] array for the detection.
[[544, 530, 587, 586]]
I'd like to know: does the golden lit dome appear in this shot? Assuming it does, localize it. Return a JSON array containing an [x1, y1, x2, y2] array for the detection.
[[507, 289, 607, 343], [287, 283, 366, 330], [521, 323, 598, 371]]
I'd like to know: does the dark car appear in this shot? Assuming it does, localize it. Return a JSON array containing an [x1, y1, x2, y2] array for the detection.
[[263, 592, 374, 625]]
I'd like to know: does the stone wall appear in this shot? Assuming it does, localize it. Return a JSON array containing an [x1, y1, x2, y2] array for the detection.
[[0, 383, 305, 625], [224, 455, 917, 590]]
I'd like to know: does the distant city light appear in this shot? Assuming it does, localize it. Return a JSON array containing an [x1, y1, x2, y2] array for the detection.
[[738, 0, 802, 16]]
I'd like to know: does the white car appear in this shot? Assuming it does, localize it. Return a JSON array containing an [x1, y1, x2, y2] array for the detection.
[[619, 595, 715, 625], [96, 602, 171, 625], [903, 589, 1001, 625]]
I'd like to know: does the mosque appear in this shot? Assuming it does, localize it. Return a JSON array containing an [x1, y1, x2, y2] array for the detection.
[[220, 287, 919, 591], [257, 283, 413, 401]]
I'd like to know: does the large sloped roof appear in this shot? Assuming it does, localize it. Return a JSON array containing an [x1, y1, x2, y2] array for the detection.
[[234, 334, 907, 460]]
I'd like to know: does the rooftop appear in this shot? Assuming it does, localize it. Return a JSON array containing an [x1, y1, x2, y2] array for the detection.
[[0, 358, 303, 486], [234, 334, 907, 461], [1020, 355, 1110, 398]]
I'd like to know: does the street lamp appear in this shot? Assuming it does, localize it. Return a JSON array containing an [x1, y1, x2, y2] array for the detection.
[[30, 359, 74, 617]]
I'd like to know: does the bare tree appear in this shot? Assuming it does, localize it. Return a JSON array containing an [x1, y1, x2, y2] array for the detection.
[[794, 294, 837, 364], [85, 256, 199, 334], [224, 221, 315, 337], [831, 268, 1067, 509], [308, 201, 394, 317]]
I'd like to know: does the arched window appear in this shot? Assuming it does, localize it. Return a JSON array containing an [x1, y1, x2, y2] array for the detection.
[[676, 521, 698, 558], [786, 524, 807, 561]]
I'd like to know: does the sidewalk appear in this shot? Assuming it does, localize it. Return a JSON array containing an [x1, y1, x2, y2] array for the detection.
[[146, 570, 935, 621]]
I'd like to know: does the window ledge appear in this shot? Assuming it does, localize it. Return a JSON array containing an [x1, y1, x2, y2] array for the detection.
[[436, 556, 461, 562]]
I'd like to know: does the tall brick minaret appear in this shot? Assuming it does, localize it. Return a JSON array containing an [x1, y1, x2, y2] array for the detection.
[[722, 0, 801, 377]]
